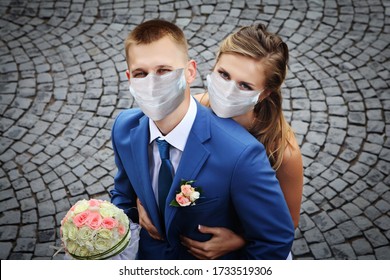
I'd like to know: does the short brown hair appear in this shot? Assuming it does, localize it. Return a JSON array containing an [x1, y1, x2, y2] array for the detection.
[[124, 19, 188, 64]]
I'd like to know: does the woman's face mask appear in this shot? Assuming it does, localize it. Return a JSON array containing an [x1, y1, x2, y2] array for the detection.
[[129, 68, 187, 121], [207, 72, 264, 118]]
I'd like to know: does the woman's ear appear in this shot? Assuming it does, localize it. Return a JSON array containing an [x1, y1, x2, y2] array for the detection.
[[185, 59, 197, 84], [125, 69, 130, 80]]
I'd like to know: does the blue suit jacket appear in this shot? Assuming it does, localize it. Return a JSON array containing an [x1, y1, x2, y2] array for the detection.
[[110, 101, 294, 259]]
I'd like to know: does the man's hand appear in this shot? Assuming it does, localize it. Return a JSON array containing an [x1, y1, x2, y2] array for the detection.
[[137, 198, 163, 240]]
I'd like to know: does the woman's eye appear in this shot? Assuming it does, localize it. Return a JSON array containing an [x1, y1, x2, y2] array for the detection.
[[157, 69, 170, 75], [218, 70, 230, 80], [238, 82, 253, 91]]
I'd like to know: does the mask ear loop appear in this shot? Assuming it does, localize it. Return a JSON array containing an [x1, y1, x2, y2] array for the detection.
[[256, 88, 268, 104]]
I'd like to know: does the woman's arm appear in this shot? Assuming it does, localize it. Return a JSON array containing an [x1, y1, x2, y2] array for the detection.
[[276, 134, 303, 228]]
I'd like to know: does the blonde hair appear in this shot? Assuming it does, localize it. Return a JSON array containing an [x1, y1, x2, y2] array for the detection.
[[216, 24, 293, 170], [124, 19, 188, 65]]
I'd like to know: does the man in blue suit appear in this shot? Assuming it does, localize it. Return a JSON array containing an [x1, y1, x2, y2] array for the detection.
[[110, 19, 294, 259]]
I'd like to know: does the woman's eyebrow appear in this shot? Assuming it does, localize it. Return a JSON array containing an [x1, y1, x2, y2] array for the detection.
[[240, 80, 256, 87], [218, 66, 256, 87]]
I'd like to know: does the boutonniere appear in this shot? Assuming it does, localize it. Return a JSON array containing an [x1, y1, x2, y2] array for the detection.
[[170, 180, 203, 207]]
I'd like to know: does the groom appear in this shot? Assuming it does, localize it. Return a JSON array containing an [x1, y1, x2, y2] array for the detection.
[[110, 19, 294, 259]]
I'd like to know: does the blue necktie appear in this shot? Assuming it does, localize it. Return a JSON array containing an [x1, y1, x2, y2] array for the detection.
[[156, 139, 174, 216]]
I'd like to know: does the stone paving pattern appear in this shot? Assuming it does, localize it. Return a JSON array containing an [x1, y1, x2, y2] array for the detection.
[[0, 0, 389, 260]]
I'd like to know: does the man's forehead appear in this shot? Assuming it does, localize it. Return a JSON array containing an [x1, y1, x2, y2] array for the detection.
[[128, 56, 177, 70], [127, 36, 187, 67], [129, 50, 186, 70]]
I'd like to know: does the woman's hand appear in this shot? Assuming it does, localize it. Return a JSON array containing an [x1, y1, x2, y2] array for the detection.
[[180, 225, 245, 259], [136, 198, 163, 240]]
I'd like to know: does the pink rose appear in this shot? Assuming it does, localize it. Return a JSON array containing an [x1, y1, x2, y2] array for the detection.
[[176, 193, 191, 207], [73, 211, 90, 227], [89, 199, 100, 207], [118, 223, 126, 235], [101, 217, 118, 229], [87, 212, 102, 230], [180, 184, 193, 197]]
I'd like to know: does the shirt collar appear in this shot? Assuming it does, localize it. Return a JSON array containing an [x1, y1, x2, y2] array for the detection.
[[149, 96, 197, 151]]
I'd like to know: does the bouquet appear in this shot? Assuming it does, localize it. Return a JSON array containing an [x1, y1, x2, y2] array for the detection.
[[60, 199, 135, 260]]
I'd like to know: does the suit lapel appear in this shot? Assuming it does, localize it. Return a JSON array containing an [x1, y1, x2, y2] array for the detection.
[[165, 103, 211, 237], [129, 116, 164, 234]]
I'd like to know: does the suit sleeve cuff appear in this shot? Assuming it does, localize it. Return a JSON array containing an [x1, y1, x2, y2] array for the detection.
[[124, 207, 139, 224]]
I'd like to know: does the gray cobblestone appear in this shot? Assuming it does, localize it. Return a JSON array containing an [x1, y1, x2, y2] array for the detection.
[[352, 238, 374, 255], [339, 221, 362, 239], [14, 237, 36, 252], [298, 214, 315, 231], [291, 238, 310, 256], [19, 224, 37, 238], [342, 171, 359, 184], [38, 229, 55, 243], [324, 228, 346, 245], [34, 242, 55, 257], [310, 242, 332, 259], [67, 180, 85, 196], [54, 199, 70, 213], [312, 212, 336, 232], [37, 200, 56, 217], [38, 216, 55, 231], [352, 216, 374, 231], [375, 200, 390, 214], [0, 225, 18, 240], [341, 203, 363, 218], [331, 243, 356, 260], [328, 209, 349, 224], [304, 227, 325, 243], [352, 196, 371, 210], [364, 228, 389, 248], [301, 200, 320, 215], [374, 246, 390, 260]]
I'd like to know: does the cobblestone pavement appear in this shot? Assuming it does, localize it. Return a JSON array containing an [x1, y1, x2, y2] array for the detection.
[[0, 0, 389, 260]]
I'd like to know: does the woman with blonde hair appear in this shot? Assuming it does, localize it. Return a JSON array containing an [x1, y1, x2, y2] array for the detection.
[[138, 23, 303, 259]]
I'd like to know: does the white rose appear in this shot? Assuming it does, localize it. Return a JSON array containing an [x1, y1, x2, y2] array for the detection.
[[189, 191, 200, 202], [73, 200, 89, 214]]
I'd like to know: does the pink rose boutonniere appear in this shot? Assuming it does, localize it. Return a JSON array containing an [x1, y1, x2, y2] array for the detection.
[[170, 180, 202, 207]]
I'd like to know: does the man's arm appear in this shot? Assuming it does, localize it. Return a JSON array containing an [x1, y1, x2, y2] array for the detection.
[[231, 142, 295, 259], [110, 115, 139, 223]]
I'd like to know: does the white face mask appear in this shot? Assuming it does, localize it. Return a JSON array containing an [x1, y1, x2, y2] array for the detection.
[[207, 72, 263, 118], [129, 68, 187, 121]]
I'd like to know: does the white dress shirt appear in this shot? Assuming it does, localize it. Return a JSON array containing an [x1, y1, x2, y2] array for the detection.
[[148, 97, 197, 206]]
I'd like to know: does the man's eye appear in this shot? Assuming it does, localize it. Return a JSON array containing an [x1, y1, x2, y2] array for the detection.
[[218, 70, 230, 80], [156, 69, 170, 75], [133, 72, 147, 78]]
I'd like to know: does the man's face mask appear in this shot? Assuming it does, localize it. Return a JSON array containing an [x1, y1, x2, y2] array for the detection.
[[207, 72, 264, 118], [129, 68, 187, 121]]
